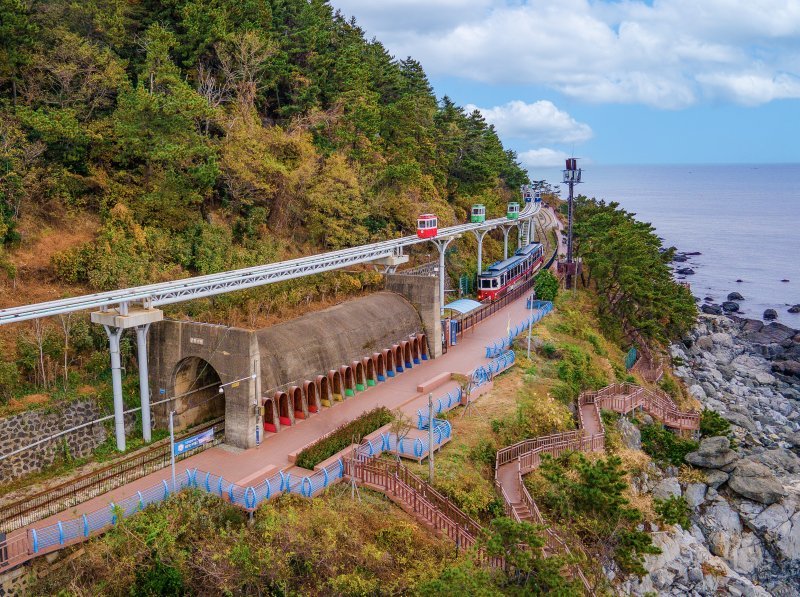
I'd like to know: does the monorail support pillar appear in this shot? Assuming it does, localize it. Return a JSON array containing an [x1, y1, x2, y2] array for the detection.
[[431, 236, 458, 313], [91, 303, 164, 452], [135, 323, 152, 443], [470, 229, 491, 277], [500, 225, 515, 260]]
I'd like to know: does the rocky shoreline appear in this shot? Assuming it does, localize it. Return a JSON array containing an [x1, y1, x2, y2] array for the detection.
[[624, 314, 800, 596]]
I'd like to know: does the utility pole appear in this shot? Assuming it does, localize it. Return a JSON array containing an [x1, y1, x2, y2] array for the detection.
[[428, 392, 434, 483], [562, 158, 582, 290], [169, 410, 177, 493]]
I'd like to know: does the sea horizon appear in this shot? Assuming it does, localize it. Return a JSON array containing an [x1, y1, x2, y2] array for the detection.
[[537, 163, 800, 328]]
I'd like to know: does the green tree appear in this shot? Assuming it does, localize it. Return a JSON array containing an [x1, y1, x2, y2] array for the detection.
[[534, 269, 559, 301], [536, 453, 661, 578]]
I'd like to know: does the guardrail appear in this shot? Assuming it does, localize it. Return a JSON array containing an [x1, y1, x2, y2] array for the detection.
[[416, 387, 463, 429], [0, 418, 225, 534], [485, 301, 552, 357], [471, 350, 515, 388]]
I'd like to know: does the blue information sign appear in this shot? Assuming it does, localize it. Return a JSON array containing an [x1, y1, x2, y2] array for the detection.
[[173, 428, 214, 456]]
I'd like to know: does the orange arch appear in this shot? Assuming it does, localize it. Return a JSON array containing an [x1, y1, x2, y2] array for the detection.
[[411, 337, 421, 364], [275, 391, 292, 426], [373, 352, 386, 379], [289, 386, 306, 420]]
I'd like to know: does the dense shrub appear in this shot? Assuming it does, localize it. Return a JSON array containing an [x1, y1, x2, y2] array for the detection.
[[700, 409, 732, 440], [295, 407, 393, 469], [640, 424, 698, 466], [534, 269, 559, 301], [654, 495, 691, 529]]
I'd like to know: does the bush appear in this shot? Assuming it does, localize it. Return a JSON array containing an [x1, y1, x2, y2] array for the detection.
[[640, 425, 698, 467], [468, 439, 496, 467], [654, 495, 691, 529], [295, 407, 393, 469], [539, 341, 558, 359], [658, 375, 680, 398], [700, 409, 731, 440], [0, 361, 19, 403], [534, 269, 559, 301]]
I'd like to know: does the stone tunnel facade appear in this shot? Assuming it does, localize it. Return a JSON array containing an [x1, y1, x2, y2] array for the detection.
[[148, 290, 433, 450]]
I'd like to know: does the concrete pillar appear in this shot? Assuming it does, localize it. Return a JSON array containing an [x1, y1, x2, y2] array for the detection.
[[502, 227, 511, 259], [135, 323, 152, 443], [471, 229, 489, 276], [438, 242, 447, 312], [103, 325, 126, 452]]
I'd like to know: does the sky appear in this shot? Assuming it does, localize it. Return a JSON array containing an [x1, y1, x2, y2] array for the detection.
[[329, 0, 800, 168]]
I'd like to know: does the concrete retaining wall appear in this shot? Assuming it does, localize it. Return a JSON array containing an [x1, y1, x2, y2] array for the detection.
[[385, 274, 442, 358]]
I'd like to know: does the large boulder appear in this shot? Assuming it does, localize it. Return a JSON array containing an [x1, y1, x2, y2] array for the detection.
[[685, 436, 739, 470], [728, 460, 786, 504], [727, 292, 745, 301], [722, 301, 740, 313], [703, 469, 730, 489], [763, 308, 778, 321], [653, 477, 682, 501], [702, 304, 723, 315], [617, 417, 641, 450]]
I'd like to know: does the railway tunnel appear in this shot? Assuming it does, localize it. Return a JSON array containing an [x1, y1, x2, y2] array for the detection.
[[149, 286, 437, 449]]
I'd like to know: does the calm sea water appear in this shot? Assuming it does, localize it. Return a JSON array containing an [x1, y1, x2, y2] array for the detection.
[[537, 164, 800, 327]]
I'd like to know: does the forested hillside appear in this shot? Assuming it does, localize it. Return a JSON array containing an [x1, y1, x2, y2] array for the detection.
[[0, 0, 528, 400]]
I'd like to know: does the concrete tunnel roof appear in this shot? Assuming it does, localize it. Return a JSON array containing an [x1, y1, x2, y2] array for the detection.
[[255, 291, 424, 393]]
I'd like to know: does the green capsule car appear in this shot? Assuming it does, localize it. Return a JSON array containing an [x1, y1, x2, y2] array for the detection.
[[470, 204, 486, 223]]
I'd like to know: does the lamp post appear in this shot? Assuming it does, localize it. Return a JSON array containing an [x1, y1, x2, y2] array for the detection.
[[562, 158, 582, 290]]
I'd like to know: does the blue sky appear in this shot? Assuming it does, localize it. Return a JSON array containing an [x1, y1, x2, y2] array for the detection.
[[330, 0, 800, 167]]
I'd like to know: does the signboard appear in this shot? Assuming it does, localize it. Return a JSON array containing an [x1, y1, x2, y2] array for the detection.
[[173, 428, 214, 456]]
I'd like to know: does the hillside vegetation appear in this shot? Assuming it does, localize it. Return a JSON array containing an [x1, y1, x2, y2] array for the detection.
[[0, 0, 528, 406]]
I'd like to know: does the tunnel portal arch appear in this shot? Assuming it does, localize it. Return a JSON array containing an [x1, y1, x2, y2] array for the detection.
[[171, 357, 224, 430]]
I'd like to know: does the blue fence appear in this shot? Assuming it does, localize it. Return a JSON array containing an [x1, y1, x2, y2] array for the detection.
[[27, 416, 453, 556], [485, 301, 553, 357], [471, 350, 516, 388], [416, 387, 463, 429]]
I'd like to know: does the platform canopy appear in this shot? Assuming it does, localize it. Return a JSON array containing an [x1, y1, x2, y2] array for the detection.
[[443, 298, 483, 314]]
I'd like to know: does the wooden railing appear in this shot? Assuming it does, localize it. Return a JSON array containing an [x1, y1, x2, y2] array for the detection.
[[580, 383, 699, 431], [0, 530, 29, 570]]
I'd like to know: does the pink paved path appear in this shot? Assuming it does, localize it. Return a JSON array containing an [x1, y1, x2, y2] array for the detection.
[[19, 288, 538, 535]]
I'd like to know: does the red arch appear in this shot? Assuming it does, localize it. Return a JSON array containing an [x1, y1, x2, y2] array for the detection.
[[411, 337, 421, 364], [317, 374, 332, 406], [290, 385, 306, 420], [262, 397, 278, 433], [328, 369, 344, 401], [275, 391, 292, 427], [340, 365, 355, 396], [304, 380, 319, 414]]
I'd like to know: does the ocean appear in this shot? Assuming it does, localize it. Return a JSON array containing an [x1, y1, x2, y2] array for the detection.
[[536, 164, 800, 327]]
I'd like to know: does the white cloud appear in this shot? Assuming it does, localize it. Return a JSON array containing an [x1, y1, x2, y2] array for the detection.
[[331, 0, 800, 109], [465, 100, 593, 144], [519, 148, 569, 168]]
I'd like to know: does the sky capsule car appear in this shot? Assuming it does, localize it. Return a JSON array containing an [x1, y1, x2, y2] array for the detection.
[[470, 204, 486, 223], [506, 202, 520, 220], [416, 214, 438, 239]]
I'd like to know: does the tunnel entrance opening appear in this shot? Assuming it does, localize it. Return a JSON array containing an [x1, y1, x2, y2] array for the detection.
[[277, 392, 292, 426], [172, 357, 223, 431]]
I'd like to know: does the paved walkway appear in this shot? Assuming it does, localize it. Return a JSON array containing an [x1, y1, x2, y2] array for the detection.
[[16, 285, 538, 537]]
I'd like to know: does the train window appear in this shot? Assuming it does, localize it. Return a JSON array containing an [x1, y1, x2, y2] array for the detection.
[[492, 279, 498, 288]]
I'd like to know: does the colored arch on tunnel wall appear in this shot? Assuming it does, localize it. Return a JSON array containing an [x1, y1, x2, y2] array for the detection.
[[276, 391, 292, 427], [352, 361, 366, 391], [383, 349, 395, 377], [393, 345, 404, 373], [363, 357, 377, 386], [290, 386, 306, 420], [373, 352, 386, 381], [340, 365, 355, 397], [317, 374, 332, 406], [304, 380, 319, 414], [263, 397, 278, 433], [417, 333, 429, 360], [328, 369, 343, 401], [401, 341, 413, 368]]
